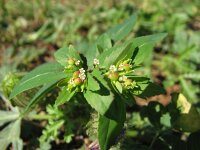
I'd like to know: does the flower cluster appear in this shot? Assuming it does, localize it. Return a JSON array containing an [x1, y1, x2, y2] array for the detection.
[[107, 59, 136, 91], [65, 56, 136, 93], [118, 60, 132, 72], [78, 68, 86, 81], [75, 60, 80, 66], [109, 65, 117, 72], [119, 75, 136, 89], [66, 58, 81, 69], [66, 57, 86, 91]]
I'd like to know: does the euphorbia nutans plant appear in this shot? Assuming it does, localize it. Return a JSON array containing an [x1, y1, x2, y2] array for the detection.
[[9, 15, 174, 150]]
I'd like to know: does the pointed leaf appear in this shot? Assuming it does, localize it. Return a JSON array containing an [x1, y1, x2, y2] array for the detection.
[[96, 33, 112, 51], [98, 33, 167, 68], [10, 62, 65, 99], [138, 82, 166, 98], [91, 69, 110, 89], [172, 94, 200, 132], [133, 33, 167, 64], [98, 95, 125, 150], [54, 46, 82, 66], [84, 90, 114, 116], [55, 87, 76, 106], [0, 110, 19, 127], [98, 40, 132, 68], [106, 15, 137, 42], [87, 73, 100, 91], [115, 81, 123, 93], [0, 119, 21, 150], [12, 139, 23, 150], [23, 81, 58, 114]]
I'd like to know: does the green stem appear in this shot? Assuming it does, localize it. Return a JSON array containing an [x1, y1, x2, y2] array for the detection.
[[0, 92, 15, 111], [149, 131, 160, 149], [27, 114, 53, 120]]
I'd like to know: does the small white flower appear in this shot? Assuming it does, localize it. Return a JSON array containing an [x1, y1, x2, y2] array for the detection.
[[79, 73, 86, 81], [79, 68, 85, 73], [118, 64, 124, 71], [75, 60, 80, 66], [93, 58, 100, 65], [119, 75, 127, 81], [109, 65, 117, 72], [78, 68, 86, 81]]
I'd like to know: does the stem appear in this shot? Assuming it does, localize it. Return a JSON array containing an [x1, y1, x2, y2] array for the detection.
[[27, 114, 53, 120], [149, 131, 160, 149], [0, 92, 15, 111]]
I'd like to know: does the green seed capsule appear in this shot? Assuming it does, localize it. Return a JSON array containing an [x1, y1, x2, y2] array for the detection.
[[108, 72, 119, 81], [123, 64, 131, 71], [73, 71, 80, 78], [74, 78, 83, 86], [124, 78, 132, 86]]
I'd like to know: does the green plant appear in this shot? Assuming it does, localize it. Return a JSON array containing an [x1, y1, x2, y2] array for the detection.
[[7, 15, 200, 150]]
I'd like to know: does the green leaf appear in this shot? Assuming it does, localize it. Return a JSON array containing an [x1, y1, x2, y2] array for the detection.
[[0, 110, 19, 127], [91, 69, 110, 89], [55, 87, 76, 106], [12, 139, 23, 150], [98, 33, 167, 68], [87, 73, 100, 91], [134, 43, 154, 65], [138, 82, 166, 98], [106, 15, 137, 42], [98, 95, 125, 150], [86, 69, 123, 118], [54, 45, 81, 66], [82, 15, 136, 67], [23, 81, 58, 114], [115, 81, 123, 93], [96, 33, 112, 52], [0, 119, 22, 150], [160, 113, 171, 127], [10, 62, 65, 99], [133, 33, 167, 64], [98, 40, 132, 68], [172, 94, 200, 132], [116, 33, 167, 65], [98, 115, 123, 150], [179, 77, 197, 103], [84, 90, 114, 116]]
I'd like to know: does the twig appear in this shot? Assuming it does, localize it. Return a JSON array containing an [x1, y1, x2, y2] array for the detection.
[[0, 92, 15, 111], [149, 131, 160, 149]]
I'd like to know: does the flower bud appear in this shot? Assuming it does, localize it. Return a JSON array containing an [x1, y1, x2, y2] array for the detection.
[[108, 72, 119, 81]]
